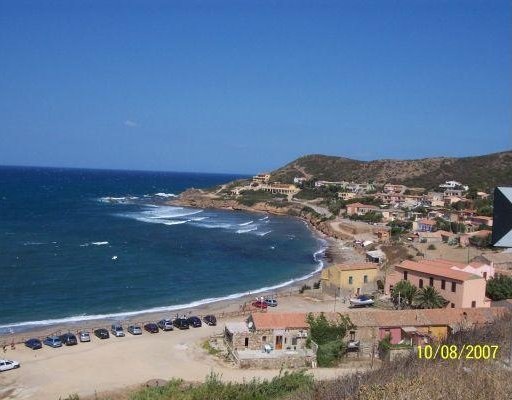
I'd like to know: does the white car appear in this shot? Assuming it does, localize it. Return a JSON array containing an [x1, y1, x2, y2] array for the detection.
[[79, 331, 91, 342], [0, 359, 20, 372]]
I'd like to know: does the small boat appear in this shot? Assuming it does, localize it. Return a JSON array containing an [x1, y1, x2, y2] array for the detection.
[[112, 255, 118, 260], [349, 295, 374, 307]]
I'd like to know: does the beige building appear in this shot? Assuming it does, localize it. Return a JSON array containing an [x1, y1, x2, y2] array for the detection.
[[321, 263, 379, 296]]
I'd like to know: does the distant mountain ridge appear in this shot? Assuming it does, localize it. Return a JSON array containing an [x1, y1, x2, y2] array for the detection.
[[270, 151, 512, 190]]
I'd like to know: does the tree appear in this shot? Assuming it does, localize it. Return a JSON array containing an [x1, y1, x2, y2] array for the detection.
[[414, 286, 448, 309], [391, 280, 417, 308], [486, 275, 512, 301]]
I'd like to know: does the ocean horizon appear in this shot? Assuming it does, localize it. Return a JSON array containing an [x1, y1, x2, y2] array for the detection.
[[0, 166, 325, 332]]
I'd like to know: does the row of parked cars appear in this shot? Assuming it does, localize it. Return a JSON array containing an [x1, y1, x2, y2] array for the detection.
[[24, 315, 218, 350], [251, 297, 278, 309]]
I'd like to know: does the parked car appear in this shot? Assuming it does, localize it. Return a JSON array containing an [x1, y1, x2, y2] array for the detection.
[[203, 315, 217, 326], [127, 325, 142, 335], [94, 328, 110, 339], [111, 324, 125, 337], [59, 333, 78, 346], [252, 300, 268, 309], [187, 316, 202, 328], [43, 336, 62, 348], [157, 319, 174, 331], [24, 338, 42, 350], [349, 295, 375, 308], [173, 318, 189, 330], [0, 359, 20, 372], [265, 298, 278, 307], [144, 323, 159, 333], [79, 331, 91, 342]]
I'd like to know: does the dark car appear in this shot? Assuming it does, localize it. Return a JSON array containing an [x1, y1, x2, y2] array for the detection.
[[187, 316, 202, 328], [203, 315, 217, 326], [59, 333, 78, 346], [157, 319, 174, 331], [94, 328, 110, 339], [24, 338, 42, 350], [173, 318, 189, 330], [144, 323, 159, 333]]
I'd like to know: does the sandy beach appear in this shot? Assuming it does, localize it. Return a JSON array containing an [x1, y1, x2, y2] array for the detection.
[[0, 285, 368, 400]]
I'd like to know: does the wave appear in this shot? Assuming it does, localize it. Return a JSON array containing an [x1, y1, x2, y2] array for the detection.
[[163, 220, 190, 226], [236, 227, 258, 234], [259, 216, 269, 221], [0, 243, 327, 333], [91, 241, 109, 246], [238, 220, 254, 226], [23, 241, 45, 246], [256, 230, 272, 237], [154, 192, 177, 198], [190, 216, 209, 221]]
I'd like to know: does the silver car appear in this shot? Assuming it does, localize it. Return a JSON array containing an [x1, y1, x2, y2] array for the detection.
[[79, 331, 91, 342], [111, 324, 125, 337], [127, 325, 142, 335]]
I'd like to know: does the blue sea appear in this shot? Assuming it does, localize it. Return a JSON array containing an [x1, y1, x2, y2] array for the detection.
[[0, 166, 324, 332]]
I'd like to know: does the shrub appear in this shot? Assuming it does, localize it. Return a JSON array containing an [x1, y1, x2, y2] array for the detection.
[[427, 244, 436, 250], [313, 280, 321, 289]]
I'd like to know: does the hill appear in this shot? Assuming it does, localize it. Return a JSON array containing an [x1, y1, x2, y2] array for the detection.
[[270, 151, 512, 190]]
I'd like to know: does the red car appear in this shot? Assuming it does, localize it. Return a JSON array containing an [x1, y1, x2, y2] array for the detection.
[[252, 300, 268, 309]]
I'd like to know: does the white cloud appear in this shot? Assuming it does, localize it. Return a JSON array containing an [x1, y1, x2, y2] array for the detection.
[[124, 120, 139, 128]]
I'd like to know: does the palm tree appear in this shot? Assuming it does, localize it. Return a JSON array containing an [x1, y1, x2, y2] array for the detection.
[[391, 280, 417, 308], [414, 286, 448, 309]]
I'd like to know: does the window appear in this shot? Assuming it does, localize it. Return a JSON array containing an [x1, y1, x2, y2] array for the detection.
[[348, 276, 353, 285], [419, 279, 423, 288], [441, 279, 446, 290], [451, 303, 455, 308], [483, 272, 487, 279], [471, 301, 476, 308], [262, 336, 267, 342], [451, 282, 456, 293], [350, 331, 356, 341], [403, 271, 408, 280], [364, 275, 368, 284], [429, 277, 434, 287], [244, 338, 249, 347]]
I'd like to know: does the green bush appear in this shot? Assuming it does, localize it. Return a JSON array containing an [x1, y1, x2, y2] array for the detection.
[[316, 340, 344, 367]]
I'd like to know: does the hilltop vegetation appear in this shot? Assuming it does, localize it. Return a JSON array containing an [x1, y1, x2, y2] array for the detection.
[[270, 151, 512, 190]]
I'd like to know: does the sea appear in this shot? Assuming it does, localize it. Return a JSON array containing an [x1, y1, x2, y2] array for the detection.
[[0, 166, 325, 332]]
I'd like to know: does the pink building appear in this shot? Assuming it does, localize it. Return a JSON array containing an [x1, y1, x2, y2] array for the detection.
[[386, 259, 490, 309]]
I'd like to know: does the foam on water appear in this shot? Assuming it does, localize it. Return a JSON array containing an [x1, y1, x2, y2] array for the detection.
[[238, 220, 254, 226]]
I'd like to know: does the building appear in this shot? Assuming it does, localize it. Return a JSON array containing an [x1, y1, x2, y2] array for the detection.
[[338, 192, 357, 201], [252, 173, 271, 184], [470, 215, 493, 227], [366, 249, 386, 264], [293, 177, 306, 184], [315, 180, 348, 188], [321, 263, 379, 296], [380, 208, 406, 222], [383, 184, 408, 194], [472, 252, 512, 271], [259, 183, 299, 195], [338, 307, 505, 354], [386, 259, 490, 308], [345, 202, 381, 216], [224, 313, 316, 368], [415, 219, 437, 232], [459, 230, 492, 247], [439, 180, 468, 191]]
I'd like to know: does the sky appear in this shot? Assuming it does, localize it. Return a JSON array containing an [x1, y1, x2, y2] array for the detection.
[[0, 0, 510, 174]]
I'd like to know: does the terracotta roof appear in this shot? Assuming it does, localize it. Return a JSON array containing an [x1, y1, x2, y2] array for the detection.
[[476, 252, 512, 264], [329, 263, 378, 271], [251, 312, 308, 330], [333, 307, 505, 328], [346, 202, 365, 207], [396, 259, 481, 282], [436, 230, 456, 237]]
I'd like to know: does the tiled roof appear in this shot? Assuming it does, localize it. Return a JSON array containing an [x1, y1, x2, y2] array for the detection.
[[329, 263, 378, 271], [335, 307, 505, 328], [396, 259, 481, 282], [417, 219, 437, 225], [478, 252, 512, 264], [251, 312, 308, 330]]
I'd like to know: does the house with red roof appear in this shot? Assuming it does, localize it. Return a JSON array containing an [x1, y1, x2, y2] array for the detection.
[[386, 259, 490, 308]]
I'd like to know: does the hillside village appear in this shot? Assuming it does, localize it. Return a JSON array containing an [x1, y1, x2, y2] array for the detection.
[[167, 164, 512, 371]]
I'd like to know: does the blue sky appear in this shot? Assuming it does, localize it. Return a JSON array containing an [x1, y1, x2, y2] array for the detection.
[[0, 0, 510, 174]]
